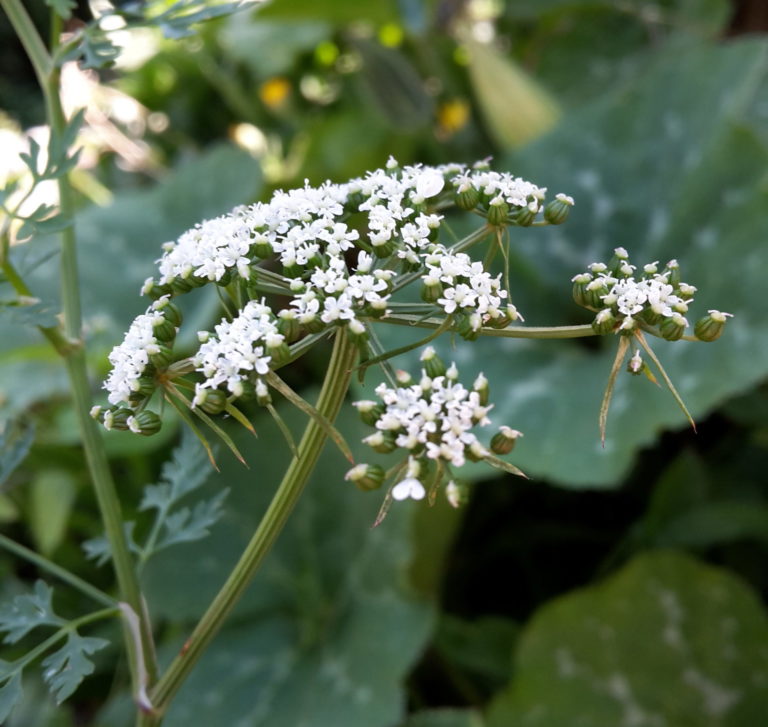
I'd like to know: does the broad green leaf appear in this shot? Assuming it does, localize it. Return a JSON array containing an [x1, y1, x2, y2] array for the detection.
[[0, 581, 63, 645], [29, 469, 77, 556], [134, 401, 434, 727], [0, 670, 22, 724], [402, 709, 485, 727], [221, 19, 331, 78], [430, 38, 768, 486], [465, 39, 560, 150], [354, 39, 434, 131], [487, 551, 768, 727], [41, 632, 109, 704]]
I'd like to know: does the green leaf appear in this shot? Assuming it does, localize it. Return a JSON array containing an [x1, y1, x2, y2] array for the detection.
[[0, 299, 59, 328], [29, 469, 77, 557], [0, 419, 35, 488], [0, 582, 64, 644], [45, 0, 76, 21], [465, 39, 560, 149], [41, 632, 109, 704], [154, 489, 228, 551], [427, 38, 768, 486], [256, 0, 400, 24], [0, 669, 22, 724], [82, 522, 140, 567], [487, 551, 768, 727]]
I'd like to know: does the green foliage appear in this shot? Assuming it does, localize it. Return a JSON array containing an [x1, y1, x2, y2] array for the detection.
[[402, 709, 485, 727], [0, 669, 23, 724], [0, 419, 34, 488], [0, 581, 63, 645], [432, 38, 768, 486], [40, 632, 109, 704], [29, 469, 76, 556], [0, 299, 58, 327], [487, 551, 768, 726]]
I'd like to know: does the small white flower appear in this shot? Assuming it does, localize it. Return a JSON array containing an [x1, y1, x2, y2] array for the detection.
[[392, 478, 426, 501]]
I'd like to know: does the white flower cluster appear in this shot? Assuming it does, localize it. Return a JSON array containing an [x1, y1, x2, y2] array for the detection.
[[193, 300, 279, 400], [103, 300, 167, 405], [573, 249, 696, 334], [423, 247, 518, 330], [452, 165, 546, 212], [102, 158, 564, 433], [358, 356, 492, 471]]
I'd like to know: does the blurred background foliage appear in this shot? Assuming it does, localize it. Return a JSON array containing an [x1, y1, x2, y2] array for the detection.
[[1, 0, 768, 724]]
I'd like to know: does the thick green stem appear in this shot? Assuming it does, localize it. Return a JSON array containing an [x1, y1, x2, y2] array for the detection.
[[2, 0, 157, 689], [148, 328, 357, 719]]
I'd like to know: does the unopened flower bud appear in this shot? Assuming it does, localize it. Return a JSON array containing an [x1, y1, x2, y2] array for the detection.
[[592, 309, 616, 335], [265, 333, 290, 365], [465, 440, 489, 462], [420, 346, 446, 378], [627, 351, 643, 376], [104, 407, 132, 431], [127, 411, 162, 436], [487, 196, 509, 226], [607, 247, 630, 276], [345, 463, 386, 491], [490, 426, 522, 455], [544, 193, 574, 225], [660, 312, 688, 341], [694, 310, 733, 342], [255, 379, 271, 406], [455, 184, 480, 211], [194, 388, 228, 415], [152, 315, 177, 343], [678, 283, 697, 300], [353, 400, 384, 426], [663, 259, 681, 287], [445, 480, 469, 508], [363, 430, 397, 454], [396, 370, 413, 388], [277, 309, 300, 343], [421, 274, 443, 303], [473, 372, 489, 406], [514, 203, 537, 227], [572, 273, 593, 309], [148, 343, 174, 368], [446, 362, 459, 381]]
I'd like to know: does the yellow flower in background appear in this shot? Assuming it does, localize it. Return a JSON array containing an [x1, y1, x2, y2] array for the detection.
[[437, 98, 470, 137], [259, 77, 292, 110]]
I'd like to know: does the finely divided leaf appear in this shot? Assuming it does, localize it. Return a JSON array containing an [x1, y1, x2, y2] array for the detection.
[[0, 581, 64, 644], [0, 419, 35, 488], [155, 489, 228, 550], [41, 632, 109, 704], [0, 668, 23, 723], [82, 522, 140, 566]]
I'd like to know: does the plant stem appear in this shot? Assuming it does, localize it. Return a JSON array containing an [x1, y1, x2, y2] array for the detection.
[[2, 0, 158, 687], [0, 533, 115, 607], [380, 313, 597, 339], [147, 328, 357, 719]]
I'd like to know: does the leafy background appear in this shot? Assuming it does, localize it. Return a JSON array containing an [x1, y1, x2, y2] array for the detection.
[[1, 0, 768, 724]]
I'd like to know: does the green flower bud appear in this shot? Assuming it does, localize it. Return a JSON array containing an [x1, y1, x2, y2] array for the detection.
[[251, 232, 274, 259], [465, 440, 489, 462], [282, 261, 303, 279], [544, 193, 574, 225], [585, 278, 611, 309], [141, 278, 173, 300], [363, 430, 397, 454], [152, 316, 177, 343], [678, 283, 697, 300], [572, 273, 594, 309], [277, 309, 300, 343], [129, 374, 156, 400], [353, 400, 384, 427], [455, 184, 480, 211], [266, 333, 290, 366], [421, 274, 443, 303], [127, 410, 162, 436], [148, 343, 173, 368], [660, 312, 688, 341], [514, 204, 537, 227], [231, 379, 256, 400], [347, 318, 369, 345], [103, 407, 133, 431], [607, 247, 630, 276], [694, 310, 733, 342], [345, 463, 386, 492], [490, 426, 523, 455], [626, 351, 644, 376], [371, 238, 397, 258], [487, 197, 509, 226], [193, 388, 228, 415], [592, 309, 616, 335], [420, 346, 446, 379], [300, 313, 326, 334], [455, 313, 480, 341], [446, 362, 459, 381], [367, 299, 388, 319], [663, 259, 681, 287]]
